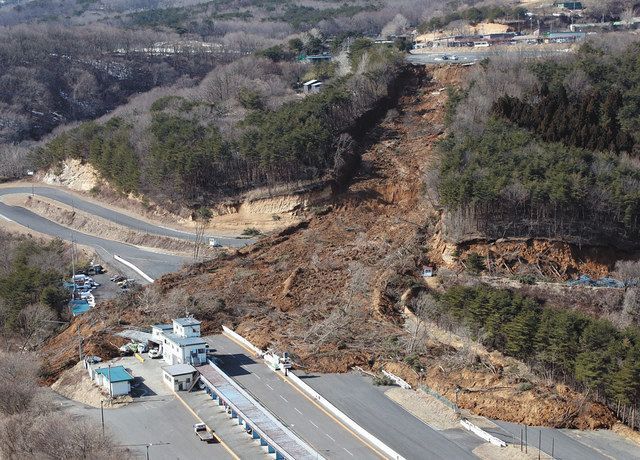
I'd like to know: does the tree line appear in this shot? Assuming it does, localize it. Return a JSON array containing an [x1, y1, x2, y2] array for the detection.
[[437, 121, 640, 249], [434, 285, 640, 429], [492, 42, 640, 155], [0, 232, 73, 352], [439, 40, 640, 249], [34, 44, 405, 205]]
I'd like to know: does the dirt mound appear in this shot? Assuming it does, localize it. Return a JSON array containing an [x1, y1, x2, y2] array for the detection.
[[51, 360, 131, 408]]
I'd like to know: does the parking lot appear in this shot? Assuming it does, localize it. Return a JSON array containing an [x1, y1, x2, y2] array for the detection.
[[108, 355, 173, 398]]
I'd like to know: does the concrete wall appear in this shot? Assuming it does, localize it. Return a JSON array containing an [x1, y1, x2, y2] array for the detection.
[[111, 381, 130, 396]]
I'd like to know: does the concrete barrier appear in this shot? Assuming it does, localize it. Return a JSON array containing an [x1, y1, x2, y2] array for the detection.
[[222, 326, 404, 460], [287, 372, 406, 460], [113, 254, 154, 283], [222, 325, 264, 357], [382, 370, 412, 389], [460, 419, 507, 447]]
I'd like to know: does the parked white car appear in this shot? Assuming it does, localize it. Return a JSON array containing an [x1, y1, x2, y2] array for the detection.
[[148, 348, 162, 359]]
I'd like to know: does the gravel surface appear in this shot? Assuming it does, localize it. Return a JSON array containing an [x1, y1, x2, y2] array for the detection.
[[385, 387, 461, 430]]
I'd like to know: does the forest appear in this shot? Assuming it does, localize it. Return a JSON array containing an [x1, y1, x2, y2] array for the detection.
[[439, 37, 640, 248], [0, 231, 72, 352], [34, 42, 405, 204], [434, 285, 640, 428]]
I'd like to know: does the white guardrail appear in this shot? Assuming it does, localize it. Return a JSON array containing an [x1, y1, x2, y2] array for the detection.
[[113, 254, 154, 283], [222, 325, 264, 356], [460, 419, 507, 447], [382, 370, 412, 389], [222, 326, 406, 460]]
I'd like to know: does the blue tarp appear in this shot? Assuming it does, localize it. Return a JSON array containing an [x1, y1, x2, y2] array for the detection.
[[567, 275, 625, 288], [69, 299, 90, 316]]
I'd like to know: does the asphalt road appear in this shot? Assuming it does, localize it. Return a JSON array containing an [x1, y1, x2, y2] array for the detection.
[[295, 372, 479, 460], [53, 392, 241, 460], [0, 201, 185, 281], [488, 420, 640, 460], [0, 185, 252, 247], [407, 47, 571, 65], [205, 335, 380, 460]]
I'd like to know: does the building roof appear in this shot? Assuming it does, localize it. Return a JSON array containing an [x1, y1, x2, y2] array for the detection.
[[173, 317, 201, 327], [164, 333, 207, 347], [303, 79, 318, 86], [152, 324, 173, 330], [95, 365, 134, 383], [163, 363, 197, 376]]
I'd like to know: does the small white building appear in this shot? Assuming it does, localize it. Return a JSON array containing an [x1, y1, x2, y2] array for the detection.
[[303, 79, 320, 94], [93, 365, 134, 396], [162, 363, 198, 391], [150, 317, 208, 366]]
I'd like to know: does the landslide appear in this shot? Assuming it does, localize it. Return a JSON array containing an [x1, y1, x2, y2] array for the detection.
[[41, 65, 617, 429]]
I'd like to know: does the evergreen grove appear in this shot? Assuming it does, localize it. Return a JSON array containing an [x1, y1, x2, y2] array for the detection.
[[437, 286, 640, 410]]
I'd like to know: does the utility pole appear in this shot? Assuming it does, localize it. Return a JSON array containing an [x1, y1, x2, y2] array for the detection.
[[101, 400, 105, 436]]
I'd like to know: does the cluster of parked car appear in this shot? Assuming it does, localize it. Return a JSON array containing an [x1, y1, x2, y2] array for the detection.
[[110, 274, 137, 291], [117, 340, 163, 359]]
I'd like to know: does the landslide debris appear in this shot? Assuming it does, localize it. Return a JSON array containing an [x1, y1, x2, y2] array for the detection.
[[41, 65, 619, 430]]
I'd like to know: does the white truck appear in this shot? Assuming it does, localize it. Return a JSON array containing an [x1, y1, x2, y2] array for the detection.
[[264, 351, 292, 371], [194, 423, 215, 443]]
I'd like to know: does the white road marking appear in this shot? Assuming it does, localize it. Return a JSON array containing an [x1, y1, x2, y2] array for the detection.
[[343, 448, 354, 456], [294, 407, 303, 415], [325, 434, 335, 442], [0, 212, 14, 222], [310, 421, 319, 428], [279, 395, 288, 402], [253, 373, 261, 380], [265, 383, 274, 391]]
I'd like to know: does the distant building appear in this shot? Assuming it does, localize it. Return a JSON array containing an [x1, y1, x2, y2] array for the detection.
[[554, 2, 583, 11], [91, 365, 134, 396], [162, 363, 198, 391], [542, 32, 586, 43], [303, 54, 332, 63], [421, 266, 434, 278], [150, 317, 208, 366], [302, 79, 323, 94]]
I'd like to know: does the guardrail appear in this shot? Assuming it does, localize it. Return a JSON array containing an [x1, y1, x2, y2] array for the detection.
[[382, 370, 412, 389], [222, 325, 263, 356], [287, 372, 406, 460], [460, 419, 507, 447], [222, 325, 406, 460]]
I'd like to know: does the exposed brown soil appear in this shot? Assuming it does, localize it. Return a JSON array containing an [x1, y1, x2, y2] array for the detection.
[[40, 65, 622, 430]]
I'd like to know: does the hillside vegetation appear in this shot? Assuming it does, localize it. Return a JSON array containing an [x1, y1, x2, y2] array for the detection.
[[0, 231, 74, 351], [34, 44, 404, 205], [439, 38, 640, 249], [434, 285, 640, 428]]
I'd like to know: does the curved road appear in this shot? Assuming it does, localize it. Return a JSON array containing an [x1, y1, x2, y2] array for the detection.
[[0, 186, 251, 247], [407, 47, 572, 65], [0, 185, 252, 281]]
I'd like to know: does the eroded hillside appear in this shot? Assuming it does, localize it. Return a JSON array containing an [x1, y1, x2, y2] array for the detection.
[[42, 65, 622, 429]]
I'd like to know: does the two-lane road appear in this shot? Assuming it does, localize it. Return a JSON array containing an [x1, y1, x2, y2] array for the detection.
[[0, 201, 185, 280], [206, 335, 383, 460], [0, 185, 252, 247]]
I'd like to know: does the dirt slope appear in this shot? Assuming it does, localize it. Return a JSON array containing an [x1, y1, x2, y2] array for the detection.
[[41, 65, 617, 429]]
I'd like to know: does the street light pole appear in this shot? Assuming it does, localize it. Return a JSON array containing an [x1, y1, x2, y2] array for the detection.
[[146, 445, 150, 460], [101, 400, 105, 436]]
